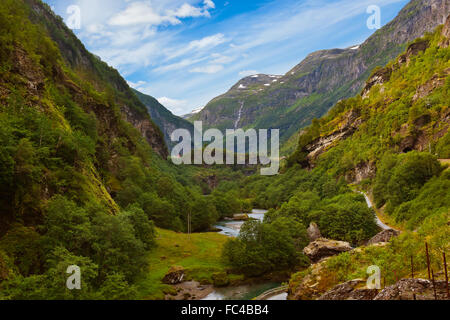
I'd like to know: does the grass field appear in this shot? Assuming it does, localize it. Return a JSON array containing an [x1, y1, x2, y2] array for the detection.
[[137, 228, 237, 299]]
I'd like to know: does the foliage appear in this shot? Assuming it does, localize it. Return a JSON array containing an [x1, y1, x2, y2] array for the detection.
[[222, 217, 309, 276]]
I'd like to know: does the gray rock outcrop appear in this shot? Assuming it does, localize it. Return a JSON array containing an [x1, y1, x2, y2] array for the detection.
[[303, 238, 353, 263], [366, 229, 400, 245], [374, 278, 449, 300], [307, 222, 322, 242], [318, 279, 379, 300]]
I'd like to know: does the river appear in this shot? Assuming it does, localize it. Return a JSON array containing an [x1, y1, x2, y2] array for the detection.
[[202, 209, 286, 300], [214, 209, 266, 237]]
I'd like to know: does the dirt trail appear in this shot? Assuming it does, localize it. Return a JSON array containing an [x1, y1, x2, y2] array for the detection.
[[359, 191, 400, 232]]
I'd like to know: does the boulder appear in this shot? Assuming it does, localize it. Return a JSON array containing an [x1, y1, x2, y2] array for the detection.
[[307, 222, 322, 242], [366, 229, 400, 245], [374, 278, 449, 300], [303, 238, 353, 263], [233, 214, 249, 221], [318, 279, 379, 300], [287, 258, 330, 300], [162, 266, 185, 285]]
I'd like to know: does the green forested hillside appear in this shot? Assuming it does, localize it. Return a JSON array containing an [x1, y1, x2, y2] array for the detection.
[[288, 24, 449, 228]]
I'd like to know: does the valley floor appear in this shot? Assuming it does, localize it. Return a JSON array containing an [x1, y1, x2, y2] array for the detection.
[[137, 228, 236, 300]]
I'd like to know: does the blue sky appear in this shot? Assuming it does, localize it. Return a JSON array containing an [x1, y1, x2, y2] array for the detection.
[[44, 0, 409, 115]]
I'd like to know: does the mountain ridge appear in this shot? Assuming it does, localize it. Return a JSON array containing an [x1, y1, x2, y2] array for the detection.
[[190, 0, 448, 146]]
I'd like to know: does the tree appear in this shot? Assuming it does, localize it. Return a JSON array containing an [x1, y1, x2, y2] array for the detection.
[[222, 217, 308, 276]]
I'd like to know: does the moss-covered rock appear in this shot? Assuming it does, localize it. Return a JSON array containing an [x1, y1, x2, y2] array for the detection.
[[212, 272, 230, 287]]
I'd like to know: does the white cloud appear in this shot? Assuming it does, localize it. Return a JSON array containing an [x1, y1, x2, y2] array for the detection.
[[154, 57, 207, 73], [157, 97, 187, 114], [168, 3, 208, 19], [94, 40, 163, 70], [204, 0, 215, 9], [190, 64, 224, 74], [189, 33, 227, 50], [211, 53, 234, 64], [60, 0, 406, 115], [108, 1, 215, 27], [109, 2, 180, 26], [239, 70, 259, 77], [127, 80, 147, 90]]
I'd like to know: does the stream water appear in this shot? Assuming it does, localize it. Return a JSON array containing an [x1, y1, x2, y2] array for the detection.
[[202, 282, 282, 300], [203, 209, 285, 300], [214, 209, 266, 237]]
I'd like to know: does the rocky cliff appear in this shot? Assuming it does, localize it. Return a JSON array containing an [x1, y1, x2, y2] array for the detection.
[[191, 0, 448, 145], [133, 89, 194, 151]]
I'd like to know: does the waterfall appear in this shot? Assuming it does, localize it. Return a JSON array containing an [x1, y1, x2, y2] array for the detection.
[[234, 101, 244, 129]]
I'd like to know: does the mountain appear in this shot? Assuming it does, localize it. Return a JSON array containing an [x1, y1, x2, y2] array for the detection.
[[190, 0, 448, 145], [133, 89, 194, 150]]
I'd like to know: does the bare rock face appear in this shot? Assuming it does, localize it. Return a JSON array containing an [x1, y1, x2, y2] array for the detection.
[[307, 222, 322, 242], [362, 67, 392, 98], [439, 15, 450, 47], [345, 161, 376, 184], [406, 39, 430, 63], [12, 47, 45, 96], [122, 105, 168, 158], [413, 71, 449, 102], [303, 109, 363, 167], [374, 278, 449, 300], [318, 279, 379, 300], [366, 229, 400, 245], [303, 238, 353, 263], [162, 266, 185, 285]]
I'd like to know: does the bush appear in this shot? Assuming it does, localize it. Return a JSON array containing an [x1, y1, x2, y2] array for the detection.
[[373, 152, 442, 211]]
